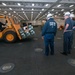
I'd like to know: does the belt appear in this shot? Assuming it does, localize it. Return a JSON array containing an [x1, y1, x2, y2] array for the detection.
[[65, 30, 73, 32], [45, 32, 54, 34]]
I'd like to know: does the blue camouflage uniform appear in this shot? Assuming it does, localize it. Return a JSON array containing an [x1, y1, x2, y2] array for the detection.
[[42, 18, 57, 56], [64, 17, 73, 54]]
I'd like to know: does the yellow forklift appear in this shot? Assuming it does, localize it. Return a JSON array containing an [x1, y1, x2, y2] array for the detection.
[[0, 15, 35, 43]]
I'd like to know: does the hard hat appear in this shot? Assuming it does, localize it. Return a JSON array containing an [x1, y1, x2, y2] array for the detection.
[[70, 13, 75, 18], [47, 13, 53, 19], [64, 12, 70, 16]]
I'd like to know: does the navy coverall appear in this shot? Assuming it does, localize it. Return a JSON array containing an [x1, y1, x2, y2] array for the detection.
[[71, 20, 75, 49], [42, 18, 57, 56], [73, 20, 75, 30], [64, 18, 73, 54]]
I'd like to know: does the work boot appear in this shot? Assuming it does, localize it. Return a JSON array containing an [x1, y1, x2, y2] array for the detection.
[[61, 52, 67, 56], [51, 53, 54, 55], [44, 53, 49, 56], [68, 51, 71, 54]]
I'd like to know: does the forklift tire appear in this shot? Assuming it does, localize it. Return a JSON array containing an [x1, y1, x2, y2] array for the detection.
[[3, 31, 17, 43]]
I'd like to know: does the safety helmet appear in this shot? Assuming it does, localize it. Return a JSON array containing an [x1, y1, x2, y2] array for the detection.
[[64, 12, 70, 16], [46, 13, 53, 20], [70, 13, 75, 18]]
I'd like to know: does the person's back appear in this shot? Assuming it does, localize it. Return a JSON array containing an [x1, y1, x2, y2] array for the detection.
[[42, 18, 57, 39], [42, 13, 57, 56]]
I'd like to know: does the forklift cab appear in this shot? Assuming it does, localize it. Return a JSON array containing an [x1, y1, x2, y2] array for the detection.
[[0, 15, 22, 42], [0, 15, 35, 43], [0, 16, 7, 31]]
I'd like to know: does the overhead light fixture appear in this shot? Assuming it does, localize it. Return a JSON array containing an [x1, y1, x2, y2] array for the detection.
[[32, 3, 34, 6], [8, 13, 11, 15], [17, 3, 21, 6], [45, 4, 48, 7], [12, 15, 14, 16], [40, 12, 42, 13], [31, 12, 33, 13], [23, 11, 25, 13], [32, 8, 34, 11], [21, 8, 24, 10], [59, 14, 60, 15], [52, 9, 54, 11], [13, 11, 16, 13], [61, 9, 64, 11], [56, 12, 58, 14], [2, 3, 6, 6], [70, 9, 74, 11], [9, 8, 12, 10], [4, 11, 7, 14], [69, 5, 74, 7], [42, 9, 44, 11], [57, 4, 61, 7]]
